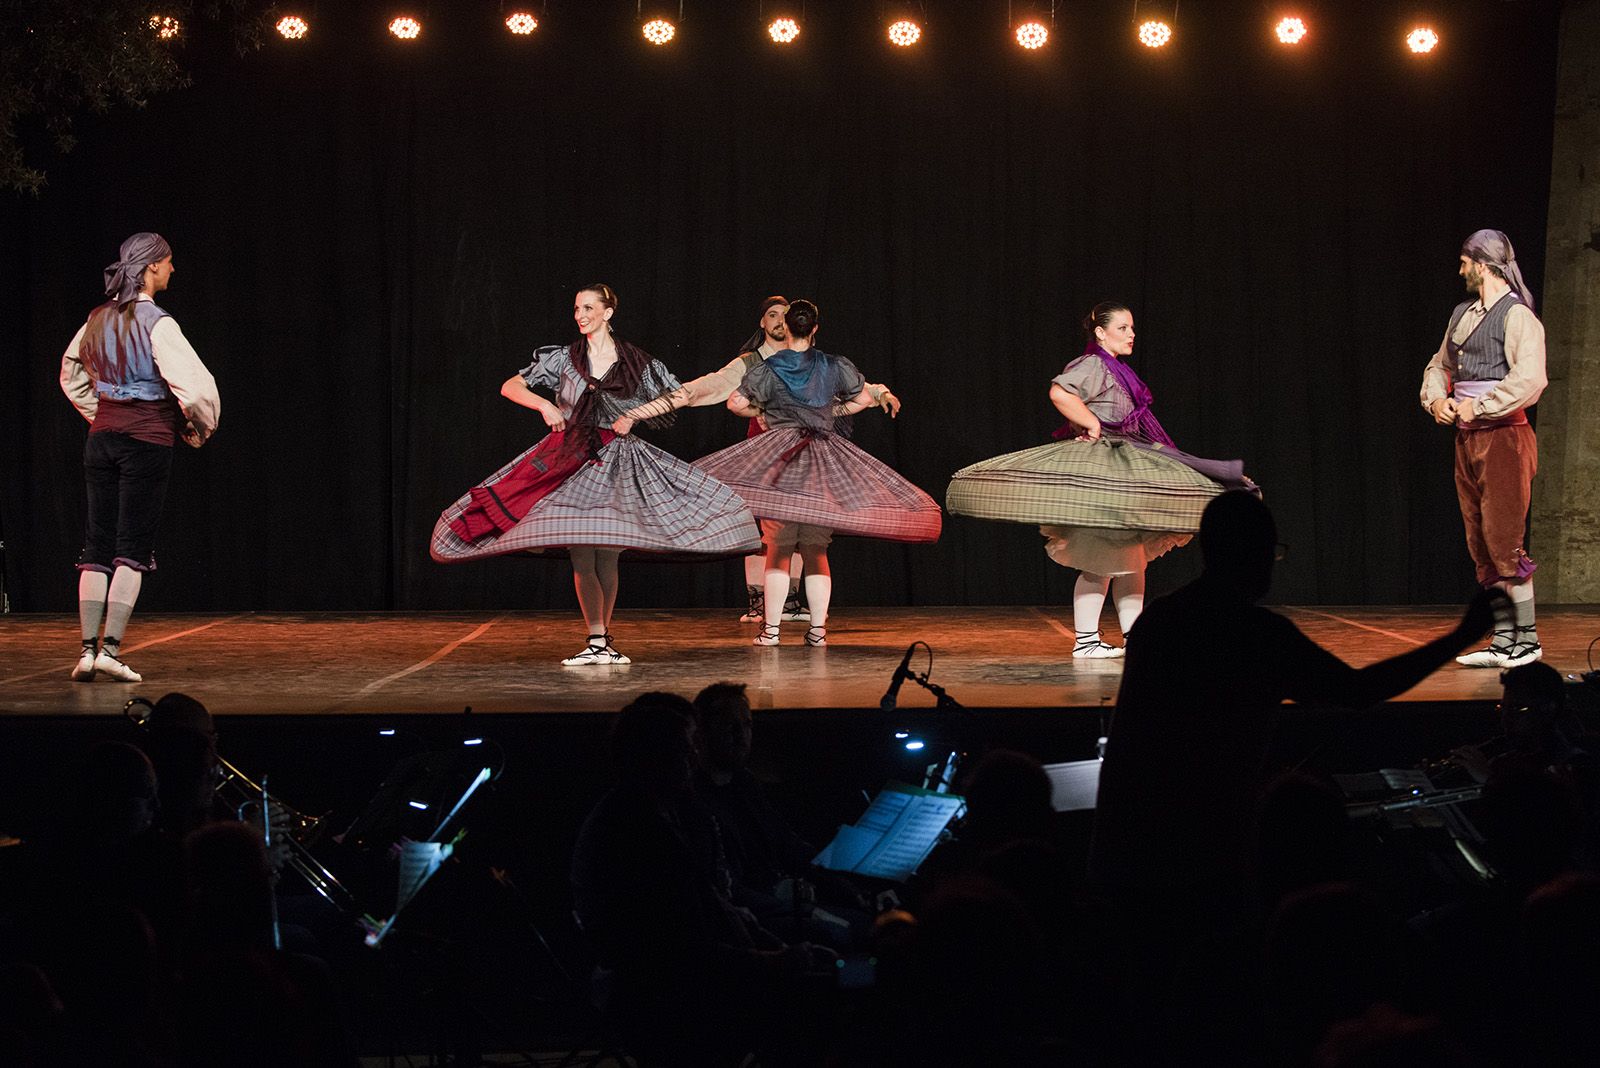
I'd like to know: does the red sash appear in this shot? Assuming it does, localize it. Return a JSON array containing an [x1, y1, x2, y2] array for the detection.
[[448, 429, 616, 543]]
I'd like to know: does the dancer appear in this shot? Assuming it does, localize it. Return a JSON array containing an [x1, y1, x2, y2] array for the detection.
[[430, 284, 762, 665], [1420, 229, 1548, 668], [693, 300, 941, 647], [946, 302, 1251, 658], [59, 233, 221, 683], [625, 296, 901, 624]]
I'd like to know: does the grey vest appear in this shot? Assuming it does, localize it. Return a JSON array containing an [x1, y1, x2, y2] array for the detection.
[[1446, 293, 1523, 382]]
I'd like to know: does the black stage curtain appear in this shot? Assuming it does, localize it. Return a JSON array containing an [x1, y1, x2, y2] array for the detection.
[[0, 1, 1563, 613]]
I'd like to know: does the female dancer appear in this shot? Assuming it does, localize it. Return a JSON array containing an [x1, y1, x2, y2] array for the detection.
[[430, 285, 762, 665], [946, 302, 1252, 658], [59, 233, 221, 682], [693, 300, 941, 646]]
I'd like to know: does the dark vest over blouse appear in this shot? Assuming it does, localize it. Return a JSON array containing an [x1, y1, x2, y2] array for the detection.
[[85, 299, 174, 402], [1446, 293, 1523, 382]]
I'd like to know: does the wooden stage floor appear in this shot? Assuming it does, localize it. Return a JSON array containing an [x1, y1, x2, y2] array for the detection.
[[3, 605, 1597, 718]]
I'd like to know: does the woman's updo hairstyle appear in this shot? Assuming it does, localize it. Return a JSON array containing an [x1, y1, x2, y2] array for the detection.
[[784, 299, 820, 339], [1082, 301, 1130, 343], [581, 283, 619, 312]]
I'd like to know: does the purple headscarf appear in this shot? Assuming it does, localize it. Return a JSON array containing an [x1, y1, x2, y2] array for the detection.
[[1461, 229, 1535, 312], [1054, 343, 1176, 447], [103, 233, 172, 306]]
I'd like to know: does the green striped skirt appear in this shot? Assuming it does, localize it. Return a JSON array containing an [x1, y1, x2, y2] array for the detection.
[[946, 438, 1229, 575]]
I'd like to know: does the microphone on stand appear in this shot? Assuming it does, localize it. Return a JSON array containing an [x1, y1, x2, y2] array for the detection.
[[880, 643, 918, 710]]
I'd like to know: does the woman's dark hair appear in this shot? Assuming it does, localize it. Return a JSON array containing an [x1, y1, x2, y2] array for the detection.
[[579, 283, 618, 312], [784, 299, 820, 339], [1081, 301, 1131, 343]]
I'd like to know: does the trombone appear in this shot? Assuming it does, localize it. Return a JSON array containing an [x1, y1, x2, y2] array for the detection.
[[124, 697, 360, 916]]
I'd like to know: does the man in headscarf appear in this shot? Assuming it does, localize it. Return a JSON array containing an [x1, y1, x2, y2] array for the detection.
[[1420, 229, 1548, 668], [617, 295, 900, 625], [60, 233, 221, 682]]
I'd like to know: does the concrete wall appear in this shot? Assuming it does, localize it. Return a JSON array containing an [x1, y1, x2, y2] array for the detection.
[[1534, 0, 1600, 603]]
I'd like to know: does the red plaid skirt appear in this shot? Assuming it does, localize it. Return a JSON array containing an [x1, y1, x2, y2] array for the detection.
[[693, 427, 942, 543]]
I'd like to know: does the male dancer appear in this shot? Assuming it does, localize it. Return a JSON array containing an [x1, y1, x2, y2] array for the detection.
[[625, 296, 899, 622], [1420, 229, 1547, 667], [60, 233, 221, 682]]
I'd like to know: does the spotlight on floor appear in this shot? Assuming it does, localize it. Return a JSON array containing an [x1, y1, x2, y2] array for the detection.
[[1137, 19, 1172, 49], [1275, 16, 1307, 45], [505, 11, 539, 36], [768, 17, 800, 44], [389, 16, 422, 41], [643, 17, 676, 45], [1015, 20, 1049, 50], [276, 15, 310, 40], [1406, 26, 1439, 54], [149, 15, 181, 41], [887, 18, 922, 47]]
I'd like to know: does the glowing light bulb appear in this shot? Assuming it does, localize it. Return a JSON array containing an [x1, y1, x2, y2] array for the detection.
[[887, 19, 922, 47], [389, 16, 422, 41], [1275, 17, 1307, 45], [768, 18, 800, 44], [1137, 19, 1172, 49], [506, 12, 539, 36], [1015, 20, 1049, 50], [642, 18, 676, 45], [1406, 26, 1439, 54], [276, 15, 309, 40]]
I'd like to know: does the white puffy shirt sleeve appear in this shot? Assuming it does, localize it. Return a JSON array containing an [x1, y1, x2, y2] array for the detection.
[[60, 323, 98, 423], [150, 317, 221, 438]]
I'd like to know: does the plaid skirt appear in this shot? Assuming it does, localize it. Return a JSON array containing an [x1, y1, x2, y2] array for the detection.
[[946, 438, 1233, 573], [430, 435, 763, 561], [693, 427, 943, 543]]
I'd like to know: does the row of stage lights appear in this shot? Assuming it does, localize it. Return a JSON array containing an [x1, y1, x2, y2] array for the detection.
[[147, 11, 1448, 56]]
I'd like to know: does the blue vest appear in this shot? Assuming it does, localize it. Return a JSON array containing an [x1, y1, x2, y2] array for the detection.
[[1446, 293, 1523, 382], [85, 299, 173, 402]]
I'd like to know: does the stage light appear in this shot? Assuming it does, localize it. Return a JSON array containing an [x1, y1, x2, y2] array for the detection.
[[887, 19, 922, 47], [1015, 20, 1049, 50], [149, 14, 181, 40], [379, 728, 397, 736], [407, 800, 429, 810], [1137, 19, 1172, 48], [905, 739, 926, 752], [642, 17, 676, 44], [463, 737, 483, 746], [1406, 26, 1439, 54], [768, 17, 800, 44], [1275, 16, 1307, 45], [505, 11, 539, 36], [389, 16, 422, 40], [276, 15, 309, 40]]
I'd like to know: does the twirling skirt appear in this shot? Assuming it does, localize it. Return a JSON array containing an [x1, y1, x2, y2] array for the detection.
[[693, 427, 943, 543], [946, 437, 1247, 575], [430, 434, 763, 561]]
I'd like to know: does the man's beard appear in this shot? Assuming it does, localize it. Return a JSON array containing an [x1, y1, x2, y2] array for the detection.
[[766, 327, 786, 343]]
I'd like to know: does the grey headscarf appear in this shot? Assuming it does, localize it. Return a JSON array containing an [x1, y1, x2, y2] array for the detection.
[[103, 232, 172, 306], [1461, 229, 1535, 312]]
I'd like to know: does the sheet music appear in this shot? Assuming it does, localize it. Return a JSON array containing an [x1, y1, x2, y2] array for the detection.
[[1043, 759, 1103, 812], [812, 782, 965, 882]]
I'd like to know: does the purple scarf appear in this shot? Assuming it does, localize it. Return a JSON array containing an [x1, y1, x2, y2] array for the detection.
[[1053, 343, 1175, 447]]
